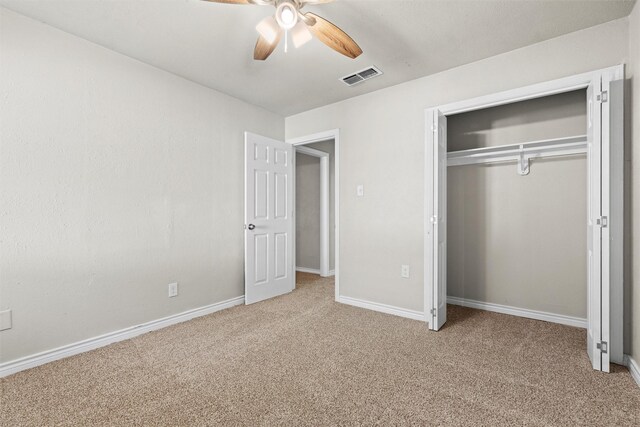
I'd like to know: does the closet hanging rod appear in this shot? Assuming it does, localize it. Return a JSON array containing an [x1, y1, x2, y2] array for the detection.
[[447, 134, 587, 168]]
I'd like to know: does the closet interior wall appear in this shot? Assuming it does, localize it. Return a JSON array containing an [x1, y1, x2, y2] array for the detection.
[[296, 152, 322, 272], [447, 89, 588, 320], [306, 140, 336, 272]]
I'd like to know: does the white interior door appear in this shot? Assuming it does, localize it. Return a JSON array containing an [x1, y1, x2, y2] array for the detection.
[[245, 132, 294, 304], [427, 109, 447, 331], [586, 80, 606, 371]]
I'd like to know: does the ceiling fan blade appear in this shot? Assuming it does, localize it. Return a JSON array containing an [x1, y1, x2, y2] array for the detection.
[[304, 12, 362, 59], [254, 30, 282, 60]]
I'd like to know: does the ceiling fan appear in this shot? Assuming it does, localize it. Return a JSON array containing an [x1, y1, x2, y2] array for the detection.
[[203, 0, 362, 60]]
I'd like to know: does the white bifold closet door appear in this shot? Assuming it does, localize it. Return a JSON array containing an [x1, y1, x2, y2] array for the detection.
[[426, 110, 447, 331], [586, 81, 605, 371], [586, 71, 622, 372], [244, 132, 294, 305]]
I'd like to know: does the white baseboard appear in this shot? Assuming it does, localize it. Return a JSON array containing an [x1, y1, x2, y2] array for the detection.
[[338, 296, 424, 321], [0, 295, 245, 378], [296, 267, 320, 275], [624, 354, 640, 388], [447, 296, 587, 329]]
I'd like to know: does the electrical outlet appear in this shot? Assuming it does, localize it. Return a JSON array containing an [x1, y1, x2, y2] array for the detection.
[[168, 282, 178, 298], [356, 184, 364, 197], [0, 309, 12, 331], [401, 265, 410, 279]]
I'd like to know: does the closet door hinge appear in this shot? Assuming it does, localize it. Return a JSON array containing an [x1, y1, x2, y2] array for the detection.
[[597, 91, 608, 103], [596, 216, 608, 228], [597, 341, 608, 354], [430, 308, 436, 316], [430, 215, 437, 225]]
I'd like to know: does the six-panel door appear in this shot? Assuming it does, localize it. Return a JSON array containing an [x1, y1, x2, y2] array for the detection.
[[245, 132, 294, 305]]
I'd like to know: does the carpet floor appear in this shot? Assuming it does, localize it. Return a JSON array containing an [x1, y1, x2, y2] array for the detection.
[[1, 272, 639, 426]]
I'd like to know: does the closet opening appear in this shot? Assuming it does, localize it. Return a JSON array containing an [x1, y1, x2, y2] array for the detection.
[[446, 89, 588, 328], [424, 66, 624, 372]]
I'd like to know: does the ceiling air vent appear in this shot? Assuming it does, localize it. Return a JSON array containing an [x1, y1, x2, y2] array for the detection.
[[341, 66, 383, 87]]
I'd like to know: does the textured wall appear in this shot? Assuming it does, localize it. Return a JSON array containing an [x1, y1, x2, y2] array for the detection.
[[0, 9, 284, 363], [296, 153, 321, 270], [286, 19, 628, 314], [306, 140, 336, 271]]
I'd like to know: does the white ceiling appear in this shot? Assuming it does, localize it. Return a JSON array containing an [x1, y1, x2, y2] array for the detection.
[[1, 0, 635, 116]]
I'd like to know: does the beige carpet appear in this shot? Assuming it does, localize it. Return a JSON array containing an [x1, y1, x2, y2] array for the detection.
[[1, 273, 639, 426]]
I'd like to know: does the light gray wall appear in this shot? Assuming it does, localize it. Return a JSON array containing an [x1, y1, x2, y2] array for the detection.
[[296, 153, 321, 270], [285, 18, 629, 314], [448, 159, 586, 317], [307, 140, 336, 271], [447, 91, 587, 318], [0, 9, 284, 363], [295, 140, 336, 272], [628, 1, 640, 366]]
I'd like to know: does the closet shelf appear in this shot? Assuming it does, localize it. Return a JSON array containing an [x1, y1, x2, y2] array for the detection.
[[447, 135, 587, 175]]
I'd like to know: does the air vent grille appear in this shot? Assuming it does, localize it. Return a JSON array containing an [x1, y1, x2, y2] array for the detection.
[[343, 74, 364, 85], [341, 66, 383, 87]]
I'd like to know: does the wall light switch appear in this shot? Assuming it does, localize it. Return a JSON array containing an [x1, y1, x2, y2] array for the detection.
[[168, 282, 178, 298], [356, 184, 364, 197], [401, 265, 410, 279], [0, 309, 12, 331]]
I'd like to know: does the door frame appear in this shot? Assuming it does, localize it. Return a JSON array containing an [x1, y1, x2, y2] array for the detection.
[[424, 65, 624, 369], [287, 129, 340, 301], [294, 145, 331, 278]]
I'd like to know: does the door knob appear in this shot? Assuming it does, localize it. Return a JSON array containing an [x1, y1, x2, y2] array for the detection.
[[247, 224, 256, 230]]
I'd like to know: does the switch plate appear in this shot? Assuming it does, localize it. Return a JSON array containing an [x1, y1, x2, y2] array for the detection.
[[0, 309, 12, 331], [401, 265, 410, 279], [168, 282, 178, 298], [356, 184, 364, 197]]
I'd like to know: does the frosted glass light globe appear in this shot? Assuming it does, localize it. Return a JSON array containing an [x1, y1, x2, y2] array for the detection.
[[276, 2, 298, 30], [281, 8, 294, 25]]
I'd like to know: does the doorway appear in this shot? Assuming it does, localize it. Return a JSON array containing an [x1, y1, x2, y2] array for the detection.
[[295, 144, 334, 278], [289, 130, 340, 300]]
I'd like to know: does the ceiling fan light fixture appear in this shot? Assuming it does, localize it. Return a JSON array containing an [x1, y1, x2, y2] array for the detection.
[[203, 0, 361, 60], [275, 1, 298, 30], [256, 15, 279, 44], [291, 21, 312, 48]]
